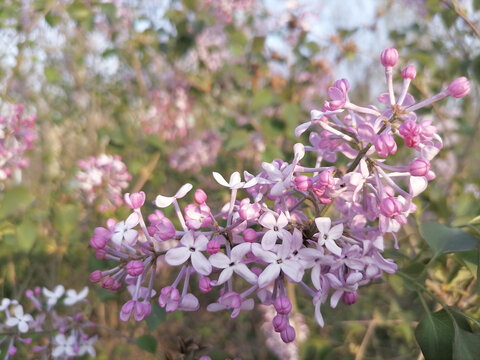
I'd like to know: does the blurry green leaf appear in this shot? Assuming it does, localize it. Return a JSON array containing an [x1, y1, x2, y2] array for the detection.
[[472, 55, 480, 84], [45, 11, 62, 27], [0, 187, 34, 219], [44, 66, 61, 83], [475, 0, 480, 11], [281, 103, 302, 132], [225, 130, 249, 151], [135, 334, 157, 354], [456, 250, 478, 276], [440, 9, 457, 28], [453, 327, 480, 360], [251, 89, 275, 111], [251, 36, 265, 53], [99, 3, 116, 21], [53, 204, 78, 238], [17, 219, 36, 252], [421, 222, 478, 256], [415, 309, 454, 360], [67, 0, 90, 22], [146, 303, 166, 331], [183, 0, 197, 11]]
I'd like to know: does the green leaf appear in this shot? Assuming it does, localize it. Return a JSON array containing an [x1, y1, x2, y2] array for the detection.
[[251, 36, 265, 53], [53, 204, 79, 238], [45, 11, 62, 27], [146, 303, 166, 331], [44, 66, 62, 83], [67, 0, 91, 22], [0, 187, 34, 219], [471, 55, 480, 84], [475, 0, 480, 11], [251, 89, 275, 111], [420, 222, 478, 257], [16, 219, 36, 252], [281, 103, 302, 132], [415, 309, 455, 360], [224, 129, 249, 151], [135, 334, 157, 354], [453, 327, 480, 360]]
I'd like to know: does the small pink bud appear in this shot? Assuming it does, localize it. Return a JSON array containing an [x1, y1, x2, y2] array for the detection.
[[380, 197, 400, 217], [242, 228, 258, 243], [194, 189, 208, 204], [25, 289, 34, 298], [124, 192, 146, 209], [207, 239, 221, 255], [380, 48, 398, 67], [318, 169, 334, 188], [342, 291, 358, 305], [384, 186, 395, 198], [426, 170, 436, 181], [8, 346, 17, 356], [89, 270, 103, 283], [374, 133, 397, 157], [199, 357, 212, 360], [126, 260, 144, 276], [90, 235, 107, 250], [272, 314, 288, 332], [280, 325, 296, 343], [447, 77, 470, 98], [401, 65, 416, 80], [199, 277, 212, 293], [111, 280, 122, 291], [294, 175, 312, 191], [101, 277, 115, 289], [74, 313, 84, 321], [274, 296, 292, 315], [409, 158, 430, 176], [96, 249, 106, 260], [22, 338, 33, 345]]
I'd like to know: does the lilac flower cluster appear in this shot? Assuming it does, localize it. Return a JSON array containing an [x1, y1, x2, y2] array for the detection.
[[0, 286, 96, 359], [140, 88, 194, 141], [88, 49, 470, 343], [75, 154, 131, 212], [0, 104, 36, 182]]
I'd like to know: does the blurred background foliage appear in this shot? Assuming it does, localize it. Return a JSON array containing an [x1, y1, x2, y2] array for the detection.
[[0, 0, 479, 359]]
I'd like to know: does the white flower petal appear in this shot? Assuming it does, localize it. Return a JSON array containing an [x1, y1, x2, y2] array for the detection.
[[215, 267, 234, 286], [257, 263, 281, 288], [165, 247, 191, 266], [209, 252, 230, 269], [212, 172, 230, 187], [191, 252, 212, 276], [175, 183, 193, 198], [125, 212, 140, 227], [155, 195, 174, 208], [234, 263, 258, 284]]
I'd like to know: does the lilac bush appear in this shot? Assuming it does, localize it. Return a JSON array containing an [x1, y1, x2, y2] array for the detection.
[[88, 48, 470, 344]]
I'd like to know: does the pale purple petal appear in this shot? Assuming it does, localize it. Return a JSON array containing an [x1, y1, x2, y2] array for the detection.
[[281, 260, 304, 282], [261, 230, 278, 250], [314, 300, 325, 327], [194, 234, 209, 251], [191, 252, 212, 276], [212, 172, 230, 187], [229, 172, 241, 186], [207, 302, 226, 312], [175, 183, 193, 198], [231, 243, 251, 262], [209, 252, 230, 269], [123, 229, 138, 245], [259, 212, 276, 229], [234, 263, 258, 284], [328, 223, 344, 240], [293, 143, 305, 161], [240, 298, 255, 311], [258, 263, 281, 288], [311, 265, 321, 290], [277, 212, 288, 228], [178, 293, 199, 311], [315, 217, 331, 235], [330, 290, 343, 308], [215, 267, 234, 286], [295, 121, 312, 137], [325, 239, 342, 257], [125, 212, 140, 228], [180, 231, 195, 247], [410, 176, 427, 196], [13, 305, 24, 318], [18, 320, 29, 333], [155, 195, 174, 208], [253, 244, 277, 263], [165, 247, 190, 266], [5, 317, 19, 327]]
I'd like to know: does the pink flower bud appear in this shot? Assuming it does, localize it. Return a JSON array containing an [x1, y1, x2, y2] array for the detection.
[[409, 158, 430, 176], [96, 250, 106, 260], [274, 296, 292, 315], [380, 48, 398, 67], [194, 189, 208, 204], [401, 65, 416, 80], [25, 289, 34, 298], [243, 228, 258, 243], [272, 314, 288, 332], [8, 346, 17, 356], [199, 277, 212, 293], [126, 260, 144, 276], [426, 170, 436, 181], [280, 325, 296, 343], [90, 235, 107, 250], [318, 169, 334, 188], [111, 280, 122, 291], [101, 277, 114, 289], [342, 291, 358, 305], [124, 192, 146, 210], [384, 186, 395, 198], [74, 313, 84, 322], [207, 239, 221, 254], [374, 134, 397, 157], [294, 175, 312, 191], [199, 357, 212, 360], [22, 338, 33, 345], [380, 197, 400, 217], [447, 77, 470, 98], [238, 198, 261, 221]]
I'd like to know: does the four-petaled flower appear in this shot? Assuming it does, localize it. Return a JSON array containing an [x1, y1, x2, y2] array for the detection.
[[259, 211, 290, 250], [315, 217, 344, 257], [43, 285, 65, 309], [209, 243, 258, 285], [5, 305, 33, 333], [212, 171, 257, 190], [165, 231, 212, 275], [111, 212, 139, 247], [63, 287, 89, 306]]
